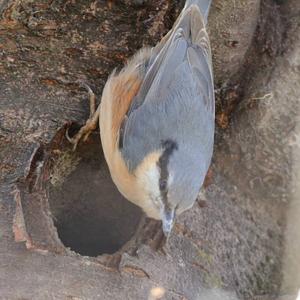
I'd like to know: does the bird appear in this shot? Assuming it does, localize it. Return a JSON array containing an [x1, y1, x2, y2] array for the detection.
[[67, 0, 215, 236]]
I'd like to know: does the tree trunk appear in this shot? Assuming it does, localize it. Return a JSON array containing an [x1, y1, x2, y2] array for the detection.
[[0, 0, 299, 299]]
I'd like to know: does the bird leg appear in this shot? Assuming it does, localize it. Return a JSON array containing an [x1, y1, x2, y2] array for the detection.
[[66, 83, 101, 151]]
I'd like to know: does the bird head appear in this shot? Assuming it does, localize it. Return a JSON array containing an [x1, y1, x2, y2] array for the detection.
[[135, 140, 205, 237]]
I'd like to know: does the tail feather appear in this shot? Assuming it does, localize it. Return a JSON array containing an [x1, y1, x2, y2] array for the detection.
[[137, 0, 212, 101], [184, 0, 212, 23]]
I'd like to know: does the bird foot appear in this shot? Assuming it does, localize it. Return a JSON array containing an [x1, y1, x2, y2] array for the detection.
[[66, 82, 100, 151]]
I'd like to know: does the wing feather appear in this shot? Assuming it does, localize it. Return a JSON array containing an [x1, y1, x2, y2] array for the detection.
[[120, 5, 214, 172]]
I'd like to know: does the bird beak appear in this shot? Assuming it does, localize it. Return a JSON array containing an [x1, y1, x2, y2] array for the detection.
[[162, 207, 175, 237]]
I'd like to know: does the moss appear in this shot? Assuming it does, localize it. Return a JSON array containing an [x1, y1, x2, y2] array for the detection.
[[205, 273, 223, 288], [197, 249, 213, 264], [49, 150, 81, 187]]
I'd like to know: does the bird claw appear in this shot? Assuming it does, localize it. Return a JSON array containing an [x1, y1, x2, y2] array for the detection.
[[66, 82, 100, 151], [66, 118, 98, 151], [65, 127, 76, 147]]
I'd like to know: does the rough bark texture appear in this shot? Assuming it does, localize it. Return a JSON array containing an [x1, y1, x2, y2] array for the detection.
[[0, 0, 299, 299]]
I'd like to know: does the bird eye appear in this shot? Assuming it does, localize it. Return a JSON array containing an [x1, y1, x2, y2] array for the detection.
[[159, 180, 167, 191]]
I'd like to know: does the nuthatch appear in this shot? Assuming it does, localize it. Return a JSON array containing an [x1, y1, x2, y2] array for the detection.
[[67, 0, 215, 236]]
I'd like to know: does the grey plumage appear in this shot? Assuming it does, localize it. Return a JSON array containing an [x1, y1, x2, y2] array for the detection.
[[119, 0, 215, 213]]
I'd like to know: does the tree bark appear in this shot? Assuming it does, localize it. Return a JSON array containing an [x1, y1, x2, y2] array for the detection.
[[0, 0, 299, 299]]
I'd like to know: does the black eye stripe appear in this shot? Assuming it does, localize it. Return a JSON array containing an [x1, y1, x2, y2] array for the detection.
[[157, 139, 178, 205], [159, 180, 167, 191]]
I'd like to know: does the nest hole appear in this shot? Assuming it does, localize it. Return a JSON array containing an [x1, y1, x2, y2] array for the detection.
[[47, 128, 143, 257]]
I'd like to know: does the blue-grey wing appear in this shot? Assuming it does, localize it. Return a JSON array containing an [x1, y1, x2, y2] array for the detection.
[[120, 6, 214, 172]]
